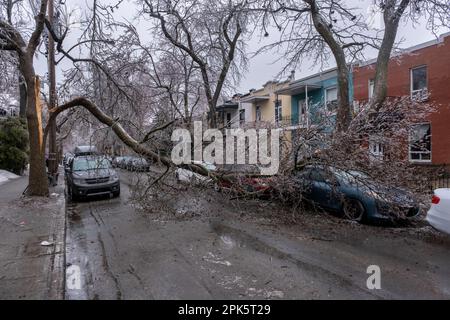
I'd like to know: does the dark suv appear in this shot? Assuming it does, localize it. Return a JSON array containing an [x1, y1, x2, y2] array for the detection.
[[66, 155, 120, 200]]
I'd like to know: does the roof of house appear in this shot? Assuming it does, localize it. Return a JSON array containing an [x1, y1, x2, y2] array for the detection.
[[356, 32, 450, 68]]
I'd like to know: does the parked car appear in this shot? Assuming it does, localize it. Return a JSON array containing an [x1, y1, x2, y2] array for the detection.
[[63, 153, 73, 166], [426, 188, 450, 235], [215, 176, 273, 196], [175, 161, 216, 183], [73, 145, 99, 157], [213, 164, 273, 197], [112, 156, 124, 168], [116, 156, 133, 169], [65, 155, 120, 200], [126, 157, 150, 172], [291, 165, 420, 222]]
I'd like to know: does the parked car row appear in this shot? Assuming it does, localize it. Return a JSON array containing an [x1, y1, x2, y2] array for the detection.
[[112, 156, 151, 172], [175, 162, 425, 224]]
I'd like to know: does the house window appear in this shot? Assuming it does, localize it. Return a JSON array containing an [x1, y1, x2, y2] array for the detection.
[[411, 66, 428, 101], [368, 79, 375, 99], [325, 87, 338, 111], [409, 123, 431, 162], [239, 109, 245, 125], [275, 100, 282, 123], [256, 105, 261, 122], [369, 139, 384, 161]]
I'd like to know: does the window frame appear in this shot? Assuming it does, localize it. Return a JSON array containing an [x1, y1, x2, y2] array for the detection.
[[408, 122, 432, 163], [239, 109, 245, 125], [274, 99, 282, 123], [369, 138, 384, 161], [255, 105, 261, 122], [324, 86, 338, 112], [410, 65, 428, 101], [368, 79, 375, 100]]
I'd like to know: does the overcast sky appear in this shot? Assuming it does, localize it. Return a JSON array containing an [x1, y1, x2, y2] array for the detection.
[[36, 0, 449, 96]]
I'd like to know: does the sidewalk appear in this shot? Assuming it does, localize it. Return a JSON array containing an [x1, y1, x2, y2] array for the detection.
[[0, 172, 66, 299]]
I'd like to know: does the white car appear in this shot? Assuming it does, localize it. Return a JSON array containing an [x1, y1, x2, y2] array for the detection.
[[426, 188, 450, 235], [175, 161, 216, 184]]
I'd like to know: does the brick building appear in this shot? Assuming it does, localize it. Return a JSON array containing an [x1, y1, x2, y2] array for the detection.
[[353, 32, 450, 166]]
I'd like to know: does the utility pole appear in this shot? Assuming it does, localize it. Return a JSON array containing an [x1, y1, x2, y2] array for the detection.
[[47, 0, 58, 185]]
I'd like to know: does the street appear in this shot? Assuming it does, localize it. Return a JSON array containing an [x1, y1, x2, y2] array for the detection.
[[63, 170, 450, 299]]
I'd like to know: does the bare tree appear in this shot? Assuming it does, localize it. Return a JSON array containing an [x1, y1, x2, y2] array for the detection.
[[254, 0, 449, 132], [1, 0, 50, 195], [140, 0, 247, 128], [370, 0, 450, 108], [254, 0, 378, 133]]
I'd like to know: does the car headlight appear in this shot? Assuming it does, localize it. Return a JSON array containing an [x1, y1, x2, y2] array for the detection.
[[73, 178, 85, 185], [110, 174, 119, 182]]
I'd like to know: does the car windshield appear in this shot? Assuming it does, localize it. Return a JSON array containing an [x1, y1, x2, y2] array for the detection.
[[73, 158, 111, 171], [333, 169, 370, 184]]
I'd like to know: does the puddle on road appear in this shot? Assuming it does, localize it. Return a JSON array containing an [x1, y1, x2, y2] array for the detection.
[[65, 201, 90, 300], [219, 235, 236, 250]]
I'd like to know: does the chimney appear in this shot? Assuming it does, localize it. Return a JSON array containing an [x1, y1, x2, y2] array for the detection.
[[289, 70, 295, 81]]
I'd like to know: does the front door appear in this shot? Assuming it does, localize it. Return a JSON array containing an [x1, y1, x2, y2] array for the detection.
[[298, 99, 307, 125], [226, 113, 231, 128]]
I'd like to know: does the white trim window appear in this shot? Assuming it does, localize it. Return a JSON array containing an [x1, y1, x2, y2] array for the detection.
[[369, 139, 384, 161], [368, 79, 375, 99], [274, 100, 282, 123], [239, 109, 245, 125], [255, 105, 261, 122], [325, 86, 338, 112], [411, 65, 428, 101], [409, 123, 431, 162]]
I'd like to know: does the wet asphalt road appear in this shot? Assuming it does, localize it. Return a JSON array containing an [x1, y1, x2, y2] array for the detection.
[[64, 170, 450, 300]]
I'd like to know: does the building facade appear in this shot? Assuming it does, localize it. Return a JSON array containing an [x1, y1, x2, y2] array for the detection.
[[239, 80, 292, 128], [353, 32, 450, 165], [277, 68, 353, 131]]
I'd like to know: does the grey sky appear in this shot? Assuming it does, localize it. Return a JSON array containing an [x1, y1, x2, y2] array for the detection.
[[239, 0, 448, 93], [35, 0, 449, 96]]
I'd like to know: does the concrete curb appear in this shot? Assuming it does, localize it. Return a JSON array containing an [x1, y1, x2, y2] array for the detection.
[[45, 190, 66, 300]]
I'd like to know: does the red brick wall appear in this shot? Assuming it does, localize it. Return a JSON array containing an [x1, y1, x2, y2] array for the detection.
[[353, 35, 450, 165]]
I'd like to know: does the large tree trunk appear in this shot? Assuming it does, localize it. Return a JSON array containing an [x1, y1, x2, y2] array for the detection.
[[20, 57, 49, 196], [370, 16, 399, 109], [335, 62, 351, 133], [306, 0, 351, 133], [370, 0, 410, 109], [19, 78, 27, 118]]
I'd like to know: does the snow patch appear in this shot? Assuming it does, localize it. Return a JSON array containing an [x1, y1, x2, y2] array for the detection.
[[0, 169, 20, 186], [202, 252, 232, 266]]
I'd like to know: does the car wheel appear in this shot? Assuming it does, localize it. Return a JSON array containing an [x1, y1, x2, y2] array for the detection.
[[113, 190, 120, 198], [343, 198, 365, 222]]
